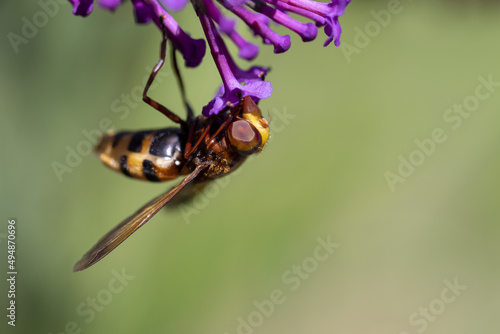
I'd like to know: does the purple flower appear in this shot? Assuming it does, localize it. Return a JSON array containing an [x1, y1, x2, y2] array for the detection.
[[199, 12, 272, 115], [68, 0, 351, 115]]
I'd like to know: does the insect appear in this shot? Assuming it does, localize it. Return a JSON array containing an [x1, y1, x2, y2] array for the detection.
[[73, 26, 270, 272]]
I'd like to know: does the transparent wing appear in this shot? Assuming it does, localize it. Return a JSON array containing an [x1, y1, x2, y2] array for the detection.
[[73, 165, 207, 272]]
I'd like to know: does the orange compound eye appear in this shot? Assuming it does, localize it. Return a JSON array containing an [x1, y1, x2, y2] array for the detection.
[[228, 119, 262, 156]]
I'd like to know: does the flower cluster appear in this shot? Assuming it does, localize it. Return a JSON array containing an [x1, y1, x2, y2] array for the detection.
[[69, 0, 351, 115]]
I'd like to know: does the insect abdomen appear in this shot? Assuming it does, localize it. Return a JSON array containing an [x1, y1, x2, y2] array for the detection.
[[95, 128, 185, 182]]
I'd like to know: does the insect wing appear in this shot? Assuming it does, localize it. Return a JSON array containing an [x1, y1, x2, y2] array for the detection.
[[73, 165, 207, 272]]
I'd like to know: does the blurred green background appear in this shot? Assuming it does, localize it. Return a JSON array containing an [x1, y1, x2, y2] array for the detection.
[[1, 1, 499, 333]]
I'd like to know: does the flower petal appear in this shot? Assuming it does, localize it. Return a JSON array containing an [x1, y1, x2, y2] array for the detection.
[[136, 0, 206, 67], [199, 13, 272, 116], [160, 0, 189, 12], [69, 0, 94, 16], [98, 0, 123, 11], [131, 0, 154, 23]]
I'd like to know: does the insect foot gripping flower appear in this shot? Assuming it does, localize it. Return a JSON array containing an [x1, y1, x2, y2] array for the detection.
[[68, 0, 351, 115]]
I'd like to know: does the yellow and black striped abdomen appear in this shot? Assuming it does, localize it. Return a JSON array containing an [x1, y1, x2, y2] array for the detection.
[[94, 128, 185, 182]]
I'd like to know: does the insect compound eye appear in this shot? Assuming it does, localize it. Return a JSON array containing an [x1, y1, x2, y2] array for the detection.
[[228, 119, 262, 156], [240, 96, 269, 149]]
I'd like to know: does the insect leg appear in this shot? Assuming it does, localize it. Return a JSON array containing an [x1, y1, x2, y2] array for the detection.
[[184, 118, 212, 159], [206, 96, 244, 143], [171, 46, 194, 122], [143, 16, 186, 127]]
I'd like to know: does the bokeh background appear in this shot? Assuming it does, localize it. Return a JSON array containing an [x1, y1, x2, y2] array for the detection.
[[1, 1, 499, 333]]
